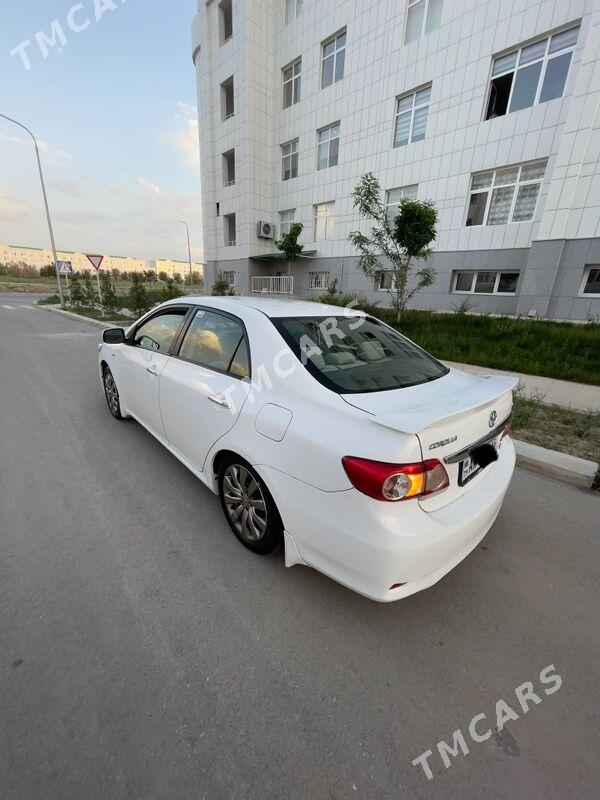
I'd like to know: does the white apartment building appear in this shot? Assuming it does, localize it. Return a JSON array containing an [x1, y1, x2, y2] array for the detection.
[[191, 0, 600, 320]]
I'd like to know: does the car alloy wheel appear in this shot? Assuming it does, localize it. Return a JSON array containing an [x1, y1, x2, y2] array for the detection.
[[222, 464, 268, 542], [103, 367, 122, 419], [218, 458, 283, 555]]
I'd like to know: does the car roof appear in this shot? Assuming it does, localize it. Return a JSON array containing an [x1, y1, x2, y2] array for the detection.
[[168, 295, 366, 319]]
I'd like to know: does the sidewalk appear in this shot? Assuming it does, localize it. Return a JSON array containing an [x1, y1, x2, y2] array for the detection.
[[445, 361, 600, 412]]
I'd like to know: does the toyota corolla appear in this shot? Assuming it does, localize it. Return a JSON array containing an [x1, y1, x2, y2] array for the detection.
[[98, 296, 516, 602]]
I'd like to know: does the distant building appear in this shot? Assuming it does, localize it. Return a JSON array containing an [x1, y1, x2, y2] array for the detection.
[[191, 0, 600, 320], [150, 259, 205, 279], [0, 244, 204, 280]]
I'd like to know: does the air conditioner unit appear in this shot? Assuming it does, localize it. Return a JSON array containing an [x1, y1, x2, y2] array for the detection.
[[257, 220, 275, 239]]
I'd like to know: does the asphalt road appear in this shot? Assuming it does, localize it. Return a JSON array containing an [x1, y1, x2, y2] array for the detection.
[[1, 293, 599, 800]]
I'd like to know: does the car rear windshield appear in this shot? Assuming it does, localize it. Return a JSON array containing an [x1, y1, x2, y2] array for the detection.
[[272, 316, 448, 393]]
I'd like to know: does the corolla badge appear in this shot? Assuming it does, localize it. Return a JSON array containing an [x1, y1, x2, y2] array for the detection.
[[428, 435, 458, 451], [489, 410, 498, 428]]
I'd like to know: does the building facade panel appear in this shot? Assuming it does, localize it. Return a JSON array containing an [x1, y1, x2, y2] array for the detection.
[[193, 0, 600, 320]]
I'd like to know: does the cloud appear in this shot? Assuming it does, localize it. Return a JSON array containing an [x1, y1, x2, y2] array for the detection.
[[161, 101, 200, 170], [0, 189, 33, 223], [49, 180, 84, 198], [138, 176, 161, 195], [0, 132, 25, 145]]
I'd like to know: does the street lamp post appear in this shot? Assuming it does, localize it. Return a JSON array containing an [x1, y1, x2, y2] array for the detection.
[[178, 219, 193, 293], [0, 113, 65, 306]]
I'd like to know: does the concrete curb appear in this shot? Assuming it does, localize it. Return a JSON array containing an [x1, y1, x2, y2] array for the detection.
[[36, 303, 121, 330], [35, 303, 599, 490], [514, 440, 598, 489]]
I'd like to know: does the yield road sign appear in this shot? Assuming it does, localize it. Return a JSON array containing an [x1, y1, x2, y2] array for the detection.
[[85, 254, 104, 271]]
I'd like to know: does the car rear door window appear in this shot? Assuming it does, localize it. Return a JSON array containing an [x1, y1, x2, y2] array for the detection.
[[178, 309, 250, 377], [272, 316, 447, 393], [133, 311, 188, 353]]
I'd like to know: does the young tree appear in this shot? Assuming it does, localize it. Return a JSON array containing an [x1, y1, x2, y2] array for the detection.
[[100, 271, 119, 316], [274, 222, 304, 276], [128, 273, 150, 318], [348, 173, 437, 322], [158, 271, 168, 282], [211, 272, 235, 296], [161, 277, 183, 300], [173, 272, 182, 284], [82, 275, 98, 308], [69, 273, 85, 306]]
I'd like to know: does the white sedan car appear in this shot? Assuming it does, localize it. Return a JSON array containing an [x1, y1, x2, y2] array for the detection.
[[98, 296, 516, 602]]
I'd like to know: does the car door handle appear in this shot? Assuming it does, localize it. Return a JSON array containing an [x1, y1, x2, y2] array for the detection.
[[146, 367, 159, 376], [208, 394, 231, 409]]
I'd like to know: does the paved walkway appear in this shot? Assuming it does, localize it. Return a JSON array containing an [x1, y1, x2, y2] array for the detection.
[[446, 361, 600, 412]]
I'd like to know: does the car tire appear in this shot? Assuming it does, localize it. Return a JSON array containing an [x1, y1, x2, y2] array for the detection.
[[103, 366, 124, 420], [218, 457, 283, 555]]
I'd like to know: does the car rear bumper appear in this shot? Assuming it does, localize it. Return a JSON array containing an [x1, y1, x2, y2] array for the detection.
[[258, 438, 516, 602]]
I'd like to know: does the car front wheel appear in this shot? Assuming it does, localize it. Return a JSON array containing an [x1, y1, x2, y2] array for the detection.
[[103, 366, 123, 420], [218, 458, 283, 555]]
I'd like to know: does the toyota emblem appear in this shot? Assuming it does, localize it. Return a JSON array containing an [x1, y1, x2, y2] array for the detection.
[[489, 410, 498, 428]]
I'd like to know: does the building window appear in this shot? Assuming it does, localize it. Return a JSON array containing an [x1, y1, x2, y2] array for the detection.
[[279, 209, 295, 236], [581, 267, 600, 296], [283, 58, 301, 109], [221, 76, 234, 121], [466, 160, 547, 227], [222, 149, 235, 186], [376, 272, 399, 291], [393, 85, 431, 147], [452, 270, 520, 295], [386, 185, 418, 225], [224, 213, 236, 246], [314, 202, 335, 241], [405, 0, 443, 44], [285, 0, 303, 24], [309, 272, 330, 289], [322, 30, 346, 88], [317, 123, 340, 170], [281, 139, 299, 180], [486, 25, 580, 120], [218, 0, 233, 44], [222, 270, 236, 288]]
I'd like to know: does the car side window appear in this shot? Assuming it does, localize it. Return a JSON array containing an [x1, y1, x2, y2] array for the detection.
[[178, 309, 250, 377], [133, 311, 187, 353]]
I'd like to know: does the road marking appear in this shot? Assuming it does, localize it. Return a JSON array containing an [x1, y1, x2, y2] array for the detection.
[[1, 304, 16, 310]]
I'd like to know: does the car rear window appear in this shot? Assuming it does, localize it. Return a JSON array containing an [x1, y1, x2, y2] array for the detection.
[[272, 315, 448, 393]]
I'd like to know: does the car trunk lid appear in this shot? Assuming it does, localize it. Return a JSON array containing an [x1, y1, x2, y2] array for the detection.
[[342, 369, 517, 509]]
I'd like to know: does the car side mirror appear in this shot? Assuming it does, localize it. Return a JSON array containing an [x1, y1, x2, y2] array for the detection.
[[103, 327, 126, 345]]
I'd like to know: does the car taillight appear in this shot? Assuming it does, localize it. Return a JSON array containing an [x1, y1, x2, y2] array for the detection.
[[342, 456, 449, 502]]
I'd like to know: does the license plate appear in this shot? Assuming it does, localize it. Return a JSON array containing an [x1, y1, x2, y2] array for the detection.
[[458, 436, 501, 486]]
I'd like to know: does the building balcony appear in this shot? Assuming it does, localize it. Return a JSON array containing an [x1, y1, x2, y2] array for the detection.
[[251, 276, 294, 295]]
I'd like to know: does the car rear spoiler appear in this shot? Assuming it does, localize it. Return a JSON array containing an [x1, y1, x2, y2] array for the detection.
[[371, 375, 519, 435]]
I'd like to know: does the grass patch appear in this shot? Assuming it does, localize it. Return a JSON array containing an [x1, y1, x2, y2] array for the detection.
[[68, 305, 133, 323], [315, 295, 600, 385], [512, 386, 599, 463]]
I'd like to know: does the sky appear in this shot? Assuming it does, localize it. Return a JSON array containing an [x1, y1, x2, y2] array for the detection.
[[0, 0, 203, 263]]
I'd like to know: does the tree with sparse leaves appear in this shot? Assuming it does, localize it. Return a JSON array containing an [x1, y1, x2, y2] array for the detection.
[[211, 272, 235, 296], [82, 275, 98, 309], [348, 173, 437, 322], [100, 271, 120, 316], [128, 273, 150, 318], [274, 222, 304, 276], [69, 273, 84, 306]]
